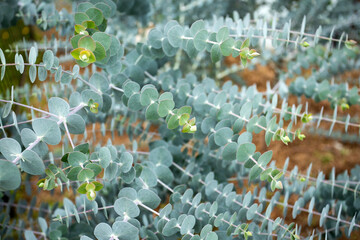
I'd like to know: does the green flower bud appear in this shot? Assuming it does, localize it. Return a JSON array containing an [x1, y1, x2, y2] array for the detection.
[[80, 50, 91, 62], [301, 41, 310, 47]]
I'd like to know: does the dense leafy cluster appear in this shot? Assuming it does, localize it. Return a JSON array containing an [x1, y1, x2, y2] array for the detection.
[[0, 0, 359, 240]]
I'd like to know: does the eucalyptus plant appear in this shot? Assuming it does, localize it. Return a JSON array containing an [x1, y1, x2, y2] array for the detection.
[[0, 0, 359, 240]]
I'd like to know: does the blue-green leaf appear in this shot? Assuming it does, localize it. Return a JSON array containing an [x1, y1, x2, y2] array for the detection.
[[236, 143, 256, 162], [149, 147, 173, 167], [138, 189, 161, 209], [20, 150, 45, 175], [0, 138, 21, 161], [214, 127, 233, 146], [114, 197, 140, 218], [32, 119, 61, 145], [119, 152, 133, 173], [43, 50, 54, 70], [168, 25, 183, 48], [0, 159, 21, 191], [180, 215, 195, 235], [29, 46, 37, 65], [48, 97, 70, 117], [112, 221, 139, 240]]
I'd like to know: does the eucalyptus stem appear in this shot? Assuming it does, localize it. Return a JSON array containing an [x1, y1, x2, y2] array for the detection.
[[11, 103, 85, 164], [0, 99, 59, 119]]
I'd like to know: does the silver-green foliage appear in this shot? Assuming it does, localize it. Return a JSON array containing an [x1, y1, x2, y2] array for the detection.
[[0, 0, 359, 240]]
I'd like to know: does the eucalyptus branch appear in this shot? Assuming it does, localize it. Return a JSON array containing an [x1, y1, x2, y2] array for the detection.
[[11, 103, 85, 164]]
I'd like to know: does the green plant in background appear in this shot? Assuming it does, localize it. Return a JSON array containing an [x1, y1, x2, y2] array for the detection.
[[0, 0, 359, 240]]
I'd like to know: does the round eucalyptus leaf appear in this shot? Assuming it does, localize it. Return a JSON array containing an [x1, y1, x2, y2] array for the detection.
[[86, 163, 102, 176], [214, 127, 233, 146], [140, 86, 158, 106], [29, 64, 37, 83], [237, 131, 253, 144], [194, 29, 209, 51], [149, 147, 173, 167], [77, 168, 94, 181], [138, 189, 161, 209], [180, 215, 195, 235], [119, 152, 133, 173], [246, 203, 258, 220], [43, 50, 54, 70], [222, 142, 237, 161], [162, 218, 179, 236], [95, 2, 111, 18], [158, 99, 175, 117], [139, 167, 157, 188], [92, 32, 111, 51], [190, 20, 205, 36], [155, 165, 174, 184], [118, 187, 138, 200], [162, 38, 178, 57], [66, 114, 85, 134], [200, 224, 212, 238], [114, 197, 140, 218], [18, 54, 25, 74], [201, 117, 216, 134], [21, 128, 48, 158], [66, 166, 82, 181], [99, 147, 111, 168], [60, 73, 72, 85], [148, 29, 163, 49], [29, 46, 37, 65], [85, 7, 104, 26], [102, 93, 112, 113], [32, 118, 61, 145], [128, 93, 143, 111], [104, 162, 118, 181], [68, 151, 88, 166], [90, 73, 109, 93], [220, 37, 235, 56], [48, 97, 70, 117], [236, 143, 256, 162], [77, 2, 93, 12], [2, 102, 12, 119], [167, 25, 183, 48], [258, 151, 273, 168], [0, 138, 22, 161], [205, 232, 218, 240], [72, 64, 80, 78], [112, 221, 139, 240], [185, 39, 198, 58], [74, 12, 90, 25], [167, 114, 180, 129], [82, 89, 103, 110], [240, 102, 252, 120], [0, 48, 5, 66], [54, 66, 62, 82], [0, 159, 21, 191], [20, 150, 45, 175], [210, 44, 222, 63], [120, 167, 136, 184], [38, 66, 47, 81], [94, 223, 112, 240], [216, 26, 229, 42], [123, 80, 140, 98], [243, 192, 252, 207], [146, 103, 160, 120]]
